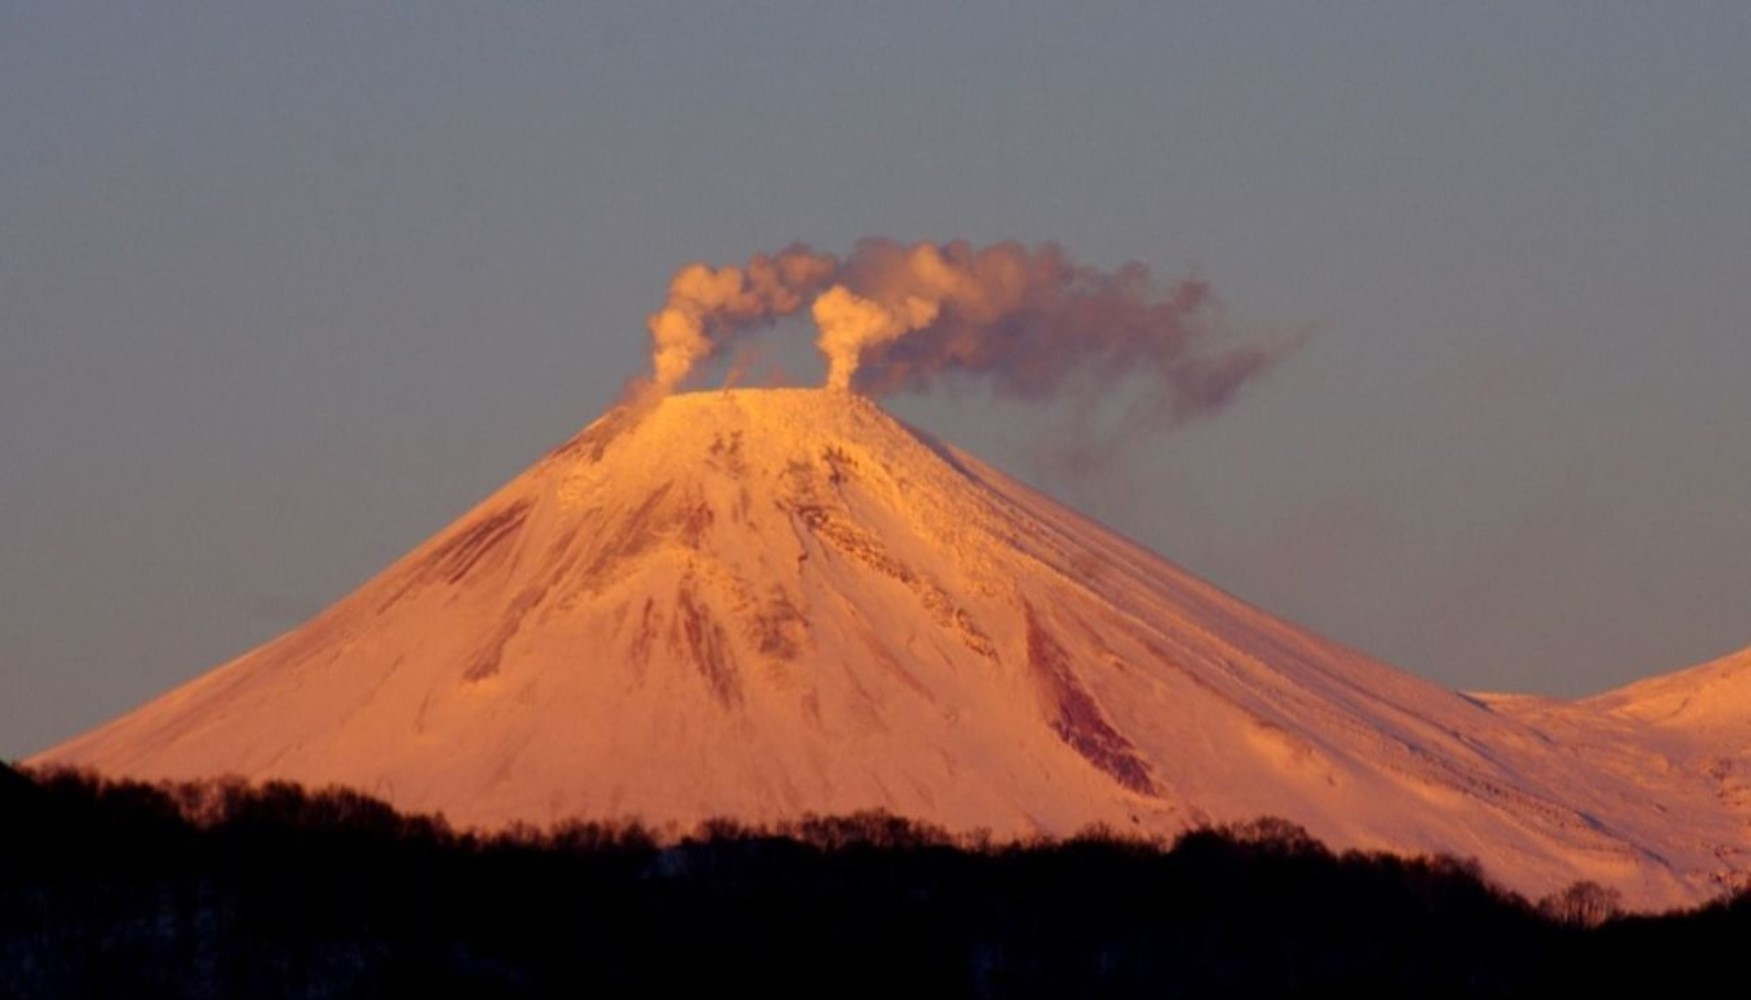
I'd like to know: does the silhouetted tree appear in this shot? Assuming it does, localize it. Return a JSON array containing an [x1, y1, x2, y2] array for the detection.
[[1540, 880, 1624, 927]]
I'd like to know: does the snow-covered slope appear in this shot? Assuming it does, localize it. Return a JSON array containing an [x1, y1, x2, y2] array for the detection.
[[1479, 645, 1751, 900], [31, 389, 1750, 909]]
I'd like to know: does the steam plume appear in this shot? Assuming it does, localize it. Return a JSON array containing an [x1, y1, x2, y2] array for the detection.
[[816, 239, 1276, 425], [813, 284, 940, 391], [644, 244, 837, 395], [641, 238, 1289, 429]]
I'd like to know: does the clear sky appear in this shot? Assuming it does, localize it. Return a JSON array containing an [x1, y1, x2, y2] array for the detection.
[[4, 3, 1748, 760]]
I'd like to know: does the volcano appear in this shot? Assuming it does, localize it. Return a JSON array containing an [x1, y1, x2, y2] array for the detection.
[[31, 389, 1750, 908]]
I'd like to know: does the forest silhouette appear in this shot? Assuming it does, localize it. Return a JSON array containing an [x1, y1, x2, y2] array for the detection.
[[4, 762, 1747, 997]]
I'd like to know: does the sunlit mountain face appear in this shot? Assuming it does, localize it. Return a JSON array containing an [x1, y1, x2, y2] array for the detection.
[[34, 388, 1751, 910]]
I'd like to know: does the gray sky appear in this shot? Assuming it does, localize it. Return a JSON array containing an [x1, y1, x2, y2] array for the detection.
[[4, 3, 1748, 759]]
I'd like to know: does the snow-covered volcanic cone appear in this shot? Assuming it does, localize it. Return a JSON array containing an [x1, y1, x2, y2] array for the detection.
[[32, 389, 1750, 908]]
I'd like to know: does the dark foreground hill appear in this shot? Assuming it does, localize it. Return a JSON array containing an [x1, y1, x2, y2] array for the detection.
[[3, 762, 1747, 998]]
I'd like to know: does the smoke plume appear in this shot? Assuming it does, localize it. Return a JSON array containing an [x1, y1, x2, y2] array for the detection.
[[642, 238, 1289, 430]]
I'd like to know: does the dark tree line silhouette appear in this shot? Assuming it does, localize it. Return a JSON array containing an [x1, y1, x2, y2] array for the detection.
[[3, 761, 1747, 997]]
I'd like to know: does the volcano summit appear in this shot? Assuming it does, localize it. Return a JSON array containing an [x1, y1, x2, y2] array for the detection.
[[33, 389, 1751, 909]]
